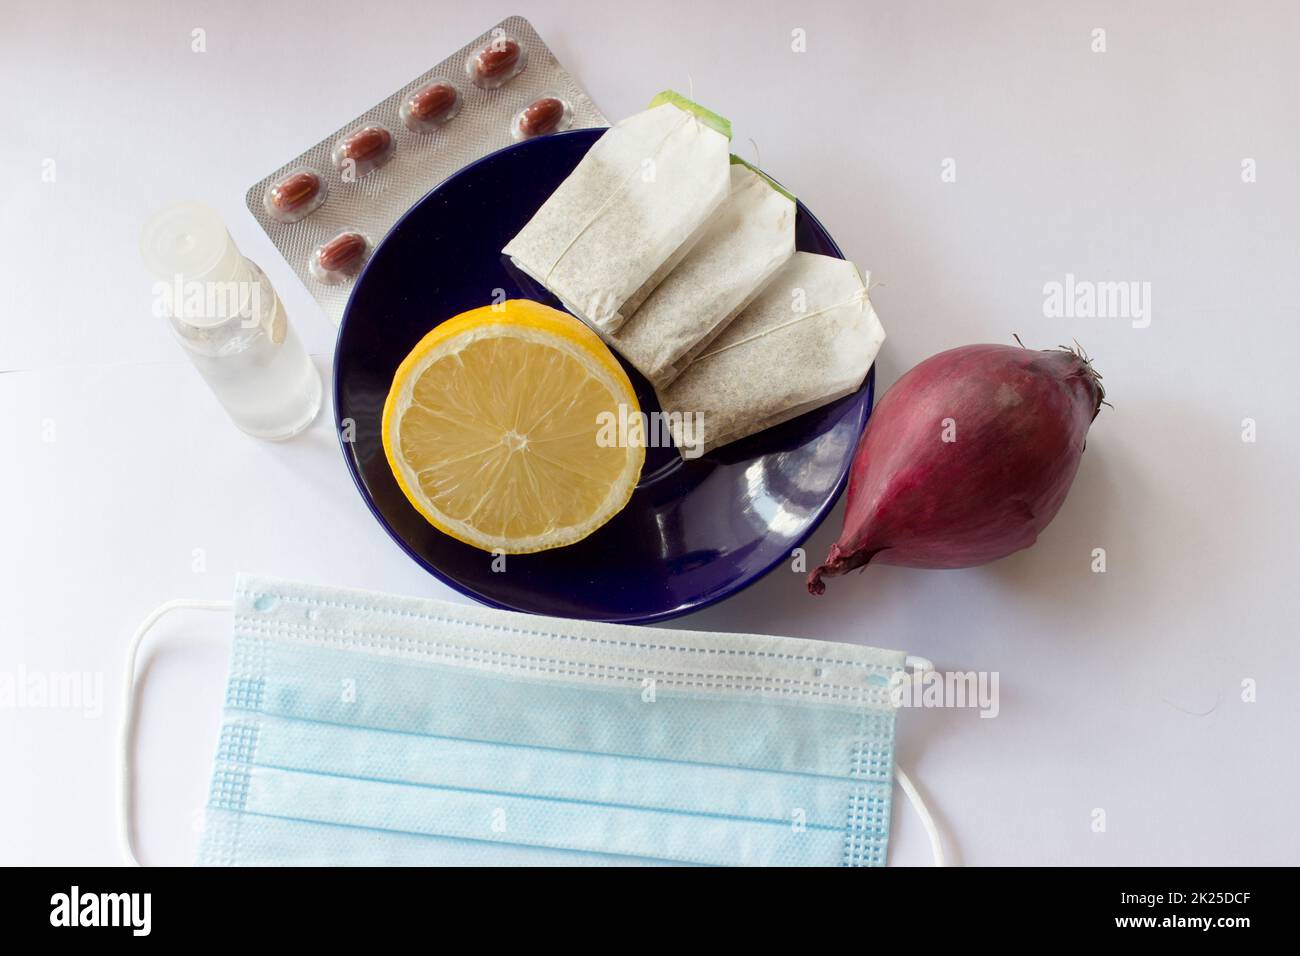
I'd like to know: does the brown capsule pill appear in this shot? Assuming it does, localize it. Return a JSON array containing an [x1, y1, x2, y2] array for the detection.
[[311, 232, 369, 284], [478, 39, 519, 77], [402, 80, 461, 133], [263, 169, 326, 223], [339, 125, 391, 164], [516, 97, 566, 139], [332, 125, 394, 179], [270, 172, 319, 212], [468, 35, 527, 89], [409, 82, 456, 122]]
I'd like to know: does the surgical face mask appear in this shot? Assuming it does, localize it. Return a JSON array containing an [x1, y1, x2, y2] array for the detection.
[[121, 574, 943, 867]]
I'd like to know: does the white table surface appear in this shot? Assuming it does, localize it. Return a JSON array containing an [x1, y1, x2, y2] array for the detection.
[[3, 0, 1297, 867]]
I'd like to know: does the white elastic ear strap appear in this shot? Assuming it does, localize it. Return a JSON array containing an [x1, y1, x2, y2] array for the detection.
[[897, 655, 947, 867], [119, 599, 231, 867]]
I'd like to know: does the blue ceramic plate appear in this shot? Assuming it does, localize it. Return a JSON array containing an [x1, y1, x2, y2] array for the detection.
[[335, 128, 873, 624]]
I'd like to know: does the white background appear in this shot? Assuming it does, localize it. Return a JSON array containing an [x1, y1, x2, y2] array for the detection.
[[2, 0, 1297, 866]]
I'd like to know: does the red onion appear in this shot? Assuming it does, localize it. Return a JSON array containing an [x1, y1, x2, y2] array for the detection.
[[808, 342, 1105, 594]]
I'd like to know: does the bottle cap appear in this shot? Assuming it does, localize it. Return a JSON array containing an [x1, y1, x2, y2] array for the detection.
[[140, 202, 250, 327], [140, 201, 245, 284]]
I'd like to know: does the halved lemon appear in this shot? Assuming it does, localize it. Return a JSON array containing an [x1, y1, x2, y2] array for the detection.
[[382, 300, 644, 554]]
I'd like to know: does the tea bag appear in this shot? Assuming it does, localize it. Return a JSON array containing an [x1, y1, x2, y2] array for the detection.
[[502, 91, 732, 334], [658, 252, 884, 455], [610, 159, 796, 387]]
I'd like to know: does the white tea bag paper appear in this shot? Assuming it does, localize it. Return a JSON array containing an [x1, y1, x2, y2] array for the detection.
[[502, 92, 731, 334], [659, 252, 885, 455], [611, 160, 796, 387]]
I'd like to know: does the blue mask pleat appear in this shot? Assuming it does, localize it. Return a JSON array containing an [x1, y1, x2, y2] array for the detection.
[[198, 575, 905, 867], [200, 808, 679, 866]]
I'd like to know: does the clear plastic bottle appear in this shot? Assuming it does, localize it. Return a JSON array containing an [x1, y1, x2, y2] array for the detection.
[[140, 202, 322, 440]]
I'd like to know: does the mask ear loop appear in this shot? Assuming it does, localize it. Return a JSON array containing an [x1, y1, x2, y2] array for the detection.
[[119, 598, 232, 867], [895, 763, 945, 866], [895, 655, 947, 867]]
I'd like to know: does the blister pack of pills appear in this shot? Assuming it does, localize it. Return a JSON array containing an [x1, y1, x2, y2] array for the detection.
[[244, 16, 608, 326]]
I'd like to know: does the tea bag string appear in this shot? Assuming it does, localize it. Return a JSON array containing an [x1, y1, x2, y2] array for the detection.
[[543, 110, 695, 285], [694, 288, 870, 362]]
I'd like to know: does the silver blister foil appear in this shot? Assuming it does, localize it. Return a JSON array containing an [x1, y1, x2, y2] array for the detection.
[[244, 16, 608, 326]]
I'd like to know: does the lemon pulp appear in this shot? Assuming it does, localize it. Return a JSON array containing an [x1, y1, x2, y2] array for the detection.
[[382, 301, 644, 553]]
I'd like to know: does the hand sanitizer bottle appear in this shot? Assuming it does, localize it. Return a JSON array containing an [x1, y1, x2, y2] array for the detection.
[[140, 202, 322, 440]]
